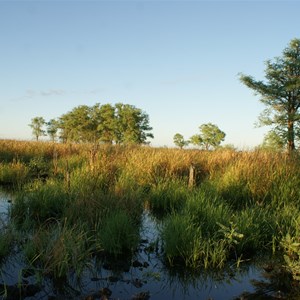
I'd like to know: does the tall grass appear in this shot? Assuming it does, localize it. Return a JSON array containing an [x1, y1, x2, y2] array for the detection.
[[99, 210, 140, 257], [11, 179, 71, 229], [0, 226, 14, 262], [0, 160, 29, 187], [148, 179, 190, 215], [162, 213, 232, 269], [23, 221, 92, 279], [1, 139, 300, 275]]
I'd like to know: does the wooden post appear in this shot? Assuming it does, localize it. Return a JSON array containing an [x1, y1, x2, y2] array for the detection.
[[188, 164, 195, 188]]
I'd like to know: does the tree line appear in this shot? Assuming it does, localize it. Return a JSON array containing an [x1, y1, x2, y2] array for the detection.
[[29, 103, 153, 144]]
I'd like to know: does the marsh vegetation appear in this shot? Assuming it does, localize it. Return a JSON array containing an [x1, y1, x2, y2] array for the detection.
[[0, 139, 300, 299]]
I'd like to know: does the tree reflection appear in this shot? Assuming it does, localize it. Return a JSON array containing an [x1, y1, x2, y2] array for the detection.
[[235, 265, 300, 300]]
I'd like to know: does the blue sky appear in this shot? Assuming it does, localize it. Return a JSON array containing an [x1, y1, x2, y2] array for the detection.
[[0, 0, 299, 148]]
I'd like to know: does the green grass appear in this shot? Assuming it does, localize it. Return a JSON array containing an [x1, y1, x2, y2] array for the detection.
[[23, 222, 92, 279], [161, 213, 230, 269], [0, 226, 14, 262], [99, 210, 140, 257], [11, 179, 71, 229], [1, 140, 300, 278], [0, 160, 29, 187], [148, 179, 190, 216]]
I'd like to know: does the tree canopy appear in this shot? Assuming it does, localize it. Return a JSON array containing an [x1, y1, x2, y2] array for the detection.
[[173, 133, 189, 149], [28, 117, 46, 141], [29, 103, 154, 145], [190, 123, 226, 150], [260, 130, 285, 151], [240, 38, 300, 152]]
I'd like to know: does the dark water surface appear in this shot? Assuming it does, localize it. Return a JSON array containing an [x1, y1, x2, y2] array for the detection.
[[0, 194, 293, 300]]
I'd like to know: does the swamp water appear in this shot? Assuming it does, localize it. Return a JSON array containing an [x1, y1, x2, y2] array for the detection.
[[0, 193, 294, 300]]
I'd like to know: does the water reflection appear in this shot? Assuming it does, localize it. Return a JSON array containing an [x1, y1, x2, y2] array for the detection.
[[0, 197, 299, 299], [235, 264, 300, 300], [0, 191, 11, 226]]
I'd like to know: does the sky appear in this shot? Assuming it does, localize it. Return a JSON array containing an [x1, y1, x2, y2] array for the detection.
[[0, 0, 300, 149]]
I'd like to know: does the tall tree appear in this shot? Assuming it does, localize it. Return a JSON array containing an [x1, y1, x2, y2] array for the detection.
[[260, 130, 286, 151], [189, 134, 203, 148], [115, 103, 153, 144], [28, 117, 46, 141], [173, 133, 189, 149], [95, 103, 117, 144], [56, 102, 153, 145], [199, 123, 226, 150], [240, 38, 300, 152], [59, 105, 97, 143], [47, 119, 59, 142]]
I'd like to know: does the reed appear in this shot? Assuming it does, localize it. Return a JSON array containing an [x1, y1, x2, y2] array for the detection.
[[232, 207, 275, 257], [0, 226, 14, 262], [23, 221, 92, 279], [280, 215, 300, 281], [148, 179, 190, 215], [0, 160, 29, 187], [1, 139, 300, 274], [162, 213, 231, 269], [11, 179, 71, 229], [98, 210, 140, 257], [185, 185, 232, 236]]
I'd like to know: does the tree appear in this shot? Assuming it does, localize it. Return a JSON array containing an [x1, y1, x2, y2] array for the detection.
[[199, 123, 226, 150], [95, 103, 117, 144], [47, 119, 59, 142], [55, 102, 154, 145], [240, 38, 300, 152], [260, 130, 285, 151], [58, 105, 98, 143], [173, 133, 189, 149], [115, 103, 154, 144], [189, 134, 203, 148], [29, 117, 46, 141]]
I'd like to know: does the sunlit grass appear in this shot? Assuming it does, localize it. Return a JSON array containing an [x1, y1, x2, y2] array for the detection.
[[1, 139, 300, 276]]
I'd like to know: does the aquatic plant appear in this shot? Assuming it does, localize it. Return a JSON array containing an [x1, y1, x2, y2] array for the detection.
[[0, 226, 14, 262], [23, 221, 92, 279], [148, 179, 189, 216], [185, 185, 232, 236], [161, 213, 231, 269], [280, 216, 300, 281], [0, 160, 29, 187], [1, 139, 300, 279], [232, 207, 276, 257], [11, 179, 71, 228], [99, 210, 140, 257]]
